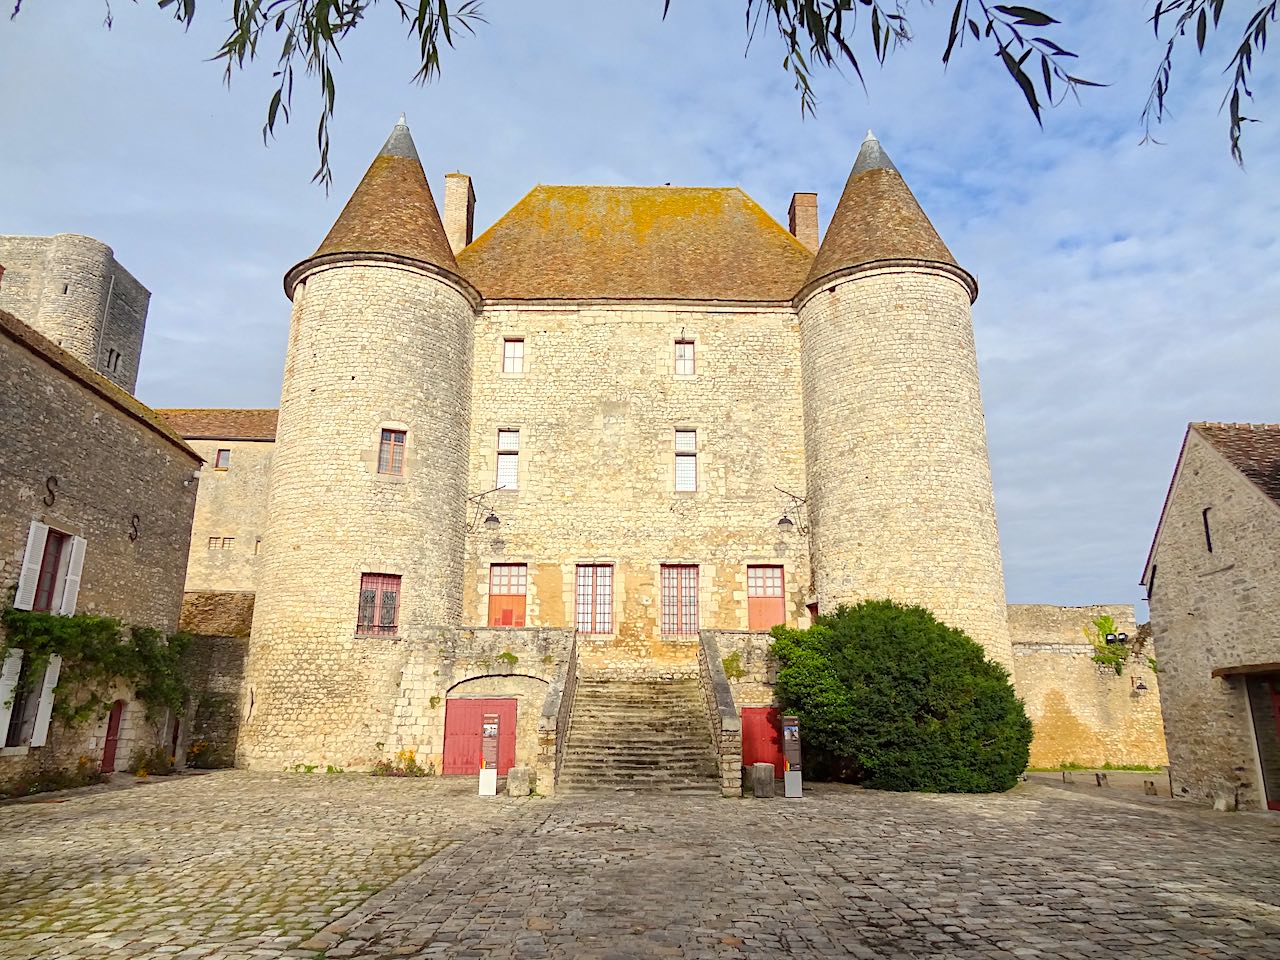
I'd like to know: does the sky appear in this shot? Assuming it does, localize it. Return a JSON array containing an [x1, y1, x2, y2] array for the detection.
[[2, 2, 1277, 613]]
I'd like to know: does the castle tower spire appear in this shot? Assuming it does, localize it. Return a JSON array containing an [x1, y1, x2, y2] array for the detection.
[[795, 134, 1009, 664], [284, 115, 459, 297], [803, 132, 975, 302]]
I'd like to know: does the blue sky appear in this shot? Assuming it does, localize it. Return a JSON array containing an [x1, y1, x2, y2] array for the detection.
[[2, 2, 1277, 611]]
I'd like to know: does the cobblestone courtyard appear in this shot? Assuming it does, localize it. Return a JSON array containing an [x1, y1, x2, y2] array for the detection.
[[2, 772, 1278, 960]]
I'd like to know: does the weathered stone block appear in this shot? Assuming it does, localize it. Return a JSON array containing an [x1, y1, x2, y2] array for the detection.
[[506, 766, 534, 797], [751, 762, 776, 798]]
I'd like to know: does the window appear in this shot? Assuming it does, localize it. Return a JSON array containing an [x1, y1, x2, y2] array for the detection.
[[1202, 507, 1214, 553], [747, 565, 786, 631], [356, 573, 401, 637], [575, 565, 614, 633], [214, 448, 231, 470], [14, 522, 84, 616], [1146, 564, 1157, 602], [660, 564, 698, 635], [675, 429, 697, 491], [674, 340, 695, 376], [207, 536, 235, 550], [105, 348, 121, 372], [503, 338, 525, 373], [0, 649, 61, 750], [488, 564, 528, 627], [496, 430, 520, 490], [378, 429, 406, 475]]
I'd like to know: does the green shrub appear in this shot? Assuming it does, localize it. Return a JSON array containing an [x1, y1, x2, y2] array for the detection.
[[769, 600, 1032, 793], [128, 745, 176, 777]]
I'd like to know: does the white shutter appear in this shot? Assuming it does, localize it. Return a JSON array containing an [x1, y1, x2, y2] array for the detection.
[[13, 522, 49, 611], [59, 537, 86, 615], [0, 649, 23, 737], [28, 654, 62, 747]]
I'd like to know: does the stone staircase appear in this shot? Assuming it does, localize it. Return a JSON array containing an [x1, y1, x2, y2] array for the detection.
[[558, 676, 721, 795]]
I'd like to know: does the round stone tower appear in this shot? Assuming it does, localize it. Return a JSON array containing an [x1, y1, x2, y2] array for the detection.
[[239, 117, 478, 768], [796, 132, 1011, 665]]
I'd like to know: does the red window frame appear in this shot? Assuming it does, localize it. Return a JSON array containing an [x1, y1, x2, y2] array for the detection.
[[575, 565, 614, 633], [378, 429, 406, 475], [32, 529, 69, 613], [214, 448, 231, 470], [488, 564, 528, 627], [747, 565, 786, 631], [356, 573, 401, 637], [660, 564, 698, 635]]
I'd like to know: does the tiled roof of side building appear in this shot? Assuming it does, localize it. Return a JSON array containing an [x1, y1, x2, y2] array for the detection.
[[0, 308, 200, 460], [1193, 422, 1280, 505], [156, 408, 279, 441], [456, 185, 814, 302]]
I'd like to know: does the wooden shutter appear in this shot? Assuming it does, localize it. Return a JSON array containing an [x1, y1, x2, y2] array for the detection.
[[28, 655, 62, 747], [59, 537, 87, 615], [0, 649, 23, 737], [13, 522, 49, 611]]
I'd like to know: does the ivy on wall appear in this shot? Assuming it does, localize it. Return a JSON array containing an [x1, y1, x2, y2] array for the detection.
[[1, 608, 191, 725]]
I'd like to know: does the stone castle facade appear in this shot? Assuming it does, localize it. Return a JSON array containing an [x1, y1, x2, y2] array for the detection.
[[160, 118, 1014, 774]]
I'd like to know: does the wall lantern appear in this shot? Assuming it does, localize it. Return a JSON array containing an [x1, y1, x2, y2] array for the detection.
[[484, 512, 501, 529], [777, 515, 795, 530], [1132, 676, 1148, 692], [1105, 632, 1129, 645]]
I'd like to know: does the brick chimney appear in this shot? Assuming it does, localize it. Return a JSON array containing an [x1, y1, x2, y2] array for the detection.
[[444, 173, 476, 254], [788, 192, 819, 251]]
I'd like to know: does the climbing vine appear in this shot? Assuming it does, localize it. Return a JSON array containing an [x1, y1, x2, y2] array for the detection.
[[1, 608, 191, 725]]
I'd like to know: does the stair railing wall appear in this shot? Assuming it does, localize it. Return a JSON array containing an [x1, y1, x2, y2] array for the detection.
[[698, 630, 743, 797]]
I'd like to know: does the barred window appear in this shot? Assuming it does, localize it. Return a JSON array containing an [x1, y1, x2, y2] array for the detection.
[[660, 564, 698, 635], [378, 429, 406, 475], [497, 429, 520, 490], [356, 573, 400, 637], [675, 429, 697, 491], [575, 564, 613, 633]]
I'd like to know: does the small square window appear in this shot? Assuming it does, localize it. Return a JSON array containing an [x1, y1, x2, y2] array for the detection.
[[214, 449, 231, 470], [503, 338, 525, 374], [674, 340, 695, 376], [378, 429, 406, 475]]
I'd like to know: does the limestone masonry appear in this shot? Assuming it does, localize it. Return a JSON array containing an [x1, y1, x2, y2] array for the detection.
[[160, 119, 1110, 782]]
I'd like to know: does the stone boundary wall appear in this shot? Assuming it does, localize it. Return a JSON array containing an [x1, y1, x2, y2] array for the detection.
[[540, 633, 579, 793], [704, 629, 777, 708], [698, 631, 742, 797], [1008, 604, 1168, 769], [178, 592, 254, 768]]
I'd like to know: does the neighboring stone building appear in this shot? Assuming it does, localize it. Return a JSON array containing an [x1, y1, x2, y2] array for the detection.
[[1142, 422, 1280, 811], [0, 234, 150, 394], [1006, 604, 1167, 770], [0, 306, 200, 790], [166, 119, 1012, 787]]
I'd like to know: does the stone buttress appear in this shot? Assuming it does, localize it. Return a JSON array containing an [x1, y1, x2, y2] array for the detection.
[[237, 118, 478, 768], [795, 133, 1012, 665]]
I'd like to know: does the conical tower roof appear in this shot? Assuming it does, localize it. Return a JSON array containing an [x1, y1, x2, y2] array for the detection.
[[286, 115, 459, 295], [804, 132, 975, 300]]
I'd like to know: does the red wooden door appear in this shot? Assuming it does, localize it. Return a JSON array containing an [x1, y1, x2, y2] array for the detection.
[[101, 699, 125, 772], [442, 698, 517, 775], [741, 706, 784, 777]]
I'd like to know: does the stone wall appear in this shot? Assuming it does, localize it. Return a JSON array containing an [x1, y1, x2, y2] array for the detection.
[[0, 234, 149, 393], [463, 302, 811, 672], [698, 631, 743, 797], [1007, 604, 1168, 769], [704, 629, 777, 708], [182, 440, 273, 592], [240, 260, 475, 768], [179, 592, 254, 767], [797, 266, 1010, 665], [0, 312, 198, 787], [1148, 430, 1280, 810]]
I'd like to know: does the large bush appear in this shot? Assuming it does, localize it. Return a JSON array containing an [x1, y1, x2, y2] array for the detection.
[[770, 600, 1032, 792]]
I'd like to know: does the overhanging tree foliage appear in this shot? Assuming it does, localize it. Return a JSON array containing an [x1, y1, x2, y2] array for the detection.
[[9, 1, 1276, 185], [769, 600, 1032, 793]]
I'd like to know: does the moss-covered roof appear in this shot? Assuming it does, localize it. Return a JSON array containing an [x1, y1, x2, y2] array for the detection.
[[0, 308, 200, 461], [806, 134, 970, 296], [287, 119, 456, 293], [456, 185, 813, 301]]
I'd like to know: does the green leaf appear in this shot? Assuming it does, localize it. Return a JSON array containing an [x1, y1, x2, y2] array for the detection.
[[993, 5, 1057, 27]]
